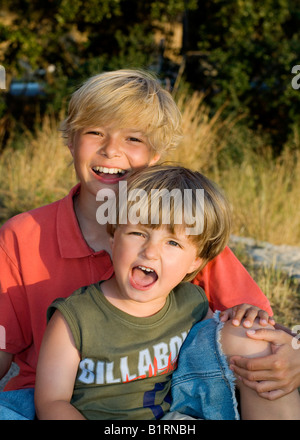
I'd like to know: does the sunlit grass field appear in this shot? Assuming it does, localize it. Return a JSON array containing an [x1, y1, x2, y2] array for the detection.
[[169, 91, 300, 247], [0, 92, 299, 327]]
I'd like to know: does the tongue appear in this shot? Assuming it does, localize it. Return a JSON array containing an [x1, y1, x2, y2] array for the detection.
[[132, 267, 157, 287]]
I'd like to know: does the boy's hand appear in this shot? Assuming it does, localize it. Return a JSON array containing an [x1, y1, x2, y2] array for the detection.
[[220, 304, 275, 328], [229, 328, 300, 399]]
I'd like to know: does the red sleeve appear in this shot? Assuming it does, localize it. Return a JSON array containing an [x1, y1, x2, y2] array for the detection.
[[0, 229, 32, 354], [192, 246, 273, 315]]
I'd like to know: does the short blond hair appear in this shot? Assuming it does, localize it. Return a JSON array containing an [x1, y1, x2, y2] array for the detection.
[[108, 165, 231, 279], [60, 69, 182, 156]]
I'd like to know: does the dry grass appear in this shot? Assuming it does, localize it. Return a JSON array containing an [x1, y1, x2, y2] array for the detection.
[[231, 242, 300, 328], [168, 91, 236, 172], [214, 148, 300, 246], [0, 114, 76, 223], [213, 151, 300, 246], [2, 92, 298, 246], [168, 91, 300, 247]]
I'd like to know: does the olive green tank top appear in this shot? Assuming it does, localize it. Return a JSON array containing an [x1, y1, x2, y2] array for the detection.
[[48, 281, 208, 420]]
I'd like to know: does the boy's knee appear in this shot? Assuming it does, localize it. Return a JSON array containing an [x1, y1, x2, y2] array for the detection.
[[220, 319, 273, 359]]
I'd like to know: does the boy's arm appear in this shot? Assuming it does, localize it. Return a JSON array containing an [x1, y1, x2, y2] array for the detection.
[[34, 310, 85, 420]]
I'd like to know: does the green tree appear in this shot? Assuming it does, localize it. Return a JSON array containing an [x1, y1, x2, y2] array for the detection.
[[0, 0, 197, 83], [183, 0, 300, 150], [0, 0, 198, 128]]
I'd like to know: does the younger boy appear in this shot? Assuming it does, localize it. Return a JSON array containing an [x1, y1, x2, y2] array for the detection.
[[34, 165, 300, 420]]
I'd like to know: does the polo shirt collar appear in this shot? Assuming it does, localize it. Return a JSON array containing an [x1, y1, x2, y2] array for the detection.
[[56, 183, 108, 259]]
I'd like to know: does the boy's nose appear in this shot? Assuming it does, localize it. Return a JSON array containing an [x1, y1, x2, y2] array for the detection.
[[100, 136, 121, 158], [142, 241, 160, 260]]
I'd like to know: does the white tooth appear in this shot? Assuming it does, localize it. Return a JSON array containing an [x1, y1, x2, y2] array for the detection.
[[139, 265, 153, 272], [94, 166, 125, 174]]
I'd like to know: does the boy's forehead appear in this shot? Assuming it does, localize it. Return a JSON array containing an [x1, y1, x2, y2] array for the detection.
[[118, 222, 194, 240], [79, 124, 148, 134], [126, 128, 148, 135]]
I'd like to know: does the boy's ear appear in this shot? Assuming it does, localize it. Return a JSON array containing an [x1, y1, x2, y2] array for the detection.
[[68, 143, 75, 157], [149, 153, 161, 166], [67, 132, 78, 157], [109, 235, 114, 248], [187, 257, 203, 274]]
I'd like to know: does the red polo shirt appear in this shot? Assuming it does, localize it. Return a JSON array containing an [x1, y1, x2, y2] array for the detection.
[[0, 184, 113, 391], [0, 184, 272, 391], [193, 247, 272, 315]]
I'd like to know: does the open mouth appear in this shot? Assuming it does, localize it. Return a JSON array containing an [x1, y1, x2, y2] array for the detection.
[[92, 166, 127, 180], [130, 265, 158, 290]]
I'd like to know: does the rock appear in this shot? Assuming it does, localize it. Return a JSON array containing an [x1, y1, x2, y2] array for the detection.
[[229, 235, 300, 281]]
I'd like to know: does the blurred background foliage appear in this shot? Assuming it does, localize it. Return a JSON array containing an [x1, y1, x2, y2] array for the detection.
[[1, 0, 300, 153]]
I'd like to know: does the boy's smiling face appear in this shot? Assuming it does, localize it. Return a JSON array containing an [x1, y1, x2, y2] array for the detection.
[[69, 124, 160, 197], [107, 223, 202, 316]]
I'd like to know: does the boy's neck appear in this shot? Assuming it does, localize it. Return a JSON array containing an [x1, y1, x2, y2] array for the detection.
[[101, 277, 167, 318], [73, 191, 112, 254]]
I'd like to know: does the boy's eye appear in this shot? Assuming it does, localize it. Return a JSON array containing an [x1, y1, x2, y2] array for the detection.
[[129, 231, 145, 237], [128, 137, 142, 143], [86, 131, 103, 136], [168, 240, 181, 248]]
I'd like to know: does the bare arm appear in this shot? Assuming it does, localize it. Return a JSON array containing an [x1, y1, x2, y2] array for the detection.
[[34, 310, 85, 420], [0, 351, 13, 380]]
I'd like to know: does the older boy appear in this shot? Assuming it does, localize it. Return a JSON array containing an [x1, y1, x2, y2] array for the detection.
[[0, 69, 298, 420]]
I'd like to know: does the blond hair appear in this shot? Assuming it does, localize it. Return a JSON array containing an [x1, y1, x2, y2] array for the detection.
[[60, 69, 182, 156], [108, 165, 231, 279]]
